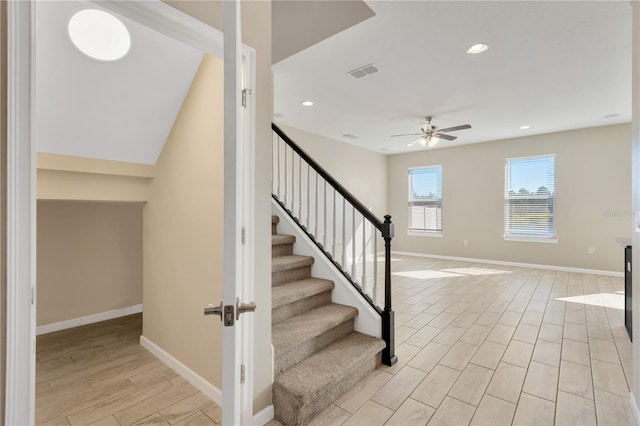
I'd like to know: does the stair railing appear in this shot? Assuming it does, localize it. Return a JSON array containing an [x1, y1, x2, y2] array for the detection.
[[272, 123, 397, 366]]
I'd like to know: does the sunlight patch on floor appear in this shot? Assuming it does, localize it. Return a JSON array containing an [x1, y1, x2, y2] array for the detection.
[[393, 270, 464, 279], [393, 267, 511, 280], [440, 267, 512, 276], [556, 292, 624, 310]]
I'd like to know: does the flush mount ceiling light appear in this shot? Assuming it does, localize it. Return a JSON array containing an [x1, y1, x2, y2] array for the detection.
[[519, 125, 531, 130], [466, 43, 489, 54], [301, 101, 315, 107], [68, 9, 131, 61]]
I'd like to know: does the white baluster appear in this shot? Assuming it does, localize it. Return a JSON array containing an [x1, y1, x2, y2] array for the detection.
[[283, 144, 287, 207], [323, 180, 327, 249], [298, 155, 302, 220], [277, 137, 281, 198], [362, 214, 366, 294], [306, 164, 310, 230], [352, 206, 356, 281], [342, 197, 346, 269], [373, 226, 378, 305], [332, 188, 336, 259]]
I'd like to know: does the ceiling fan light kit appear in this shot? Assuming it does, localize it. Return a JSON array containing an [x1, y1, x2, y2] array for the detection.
[[392, 116, 472, 149]]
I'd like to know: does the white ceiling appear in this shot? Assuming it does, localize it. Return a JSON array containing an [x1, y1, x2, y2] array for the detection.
[[35, 1, 203, 165], [273, 1, 633, 154]]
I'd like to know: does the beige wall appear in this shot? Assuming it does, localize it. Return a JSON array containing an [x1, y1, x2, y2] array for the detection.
[[37, 153, 153, 202], [389, 124, 631, 272], [37, 201, 143, 326], [164, 1, 274, 413], [143, 54, 225, 388], [277, 124, 389, 218], [37, 170, 151, 202]]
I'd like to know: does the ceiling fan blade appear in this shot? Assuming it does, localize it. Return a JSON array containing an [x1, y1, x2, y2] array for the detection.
[[435, 134, 457, 141], [391, 133, 422, 138], [437, 124, 471, 133]]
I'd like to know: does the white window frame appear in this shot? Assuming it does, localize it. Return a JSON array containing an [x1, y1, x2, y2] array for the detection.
[[504, 154, 557, 243], [408, 165, 443, 237]]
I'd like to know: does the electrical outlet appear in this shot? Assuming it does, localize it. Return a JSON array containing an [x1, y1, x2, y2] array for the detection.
[[588, 247, 596, 255], [463, 240, 469, 247]]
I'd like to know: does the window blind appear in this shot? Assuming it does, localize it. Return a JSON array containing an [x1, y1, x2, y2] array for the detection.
[[504, 155, 556, 239], [409, 166, 442, 233]]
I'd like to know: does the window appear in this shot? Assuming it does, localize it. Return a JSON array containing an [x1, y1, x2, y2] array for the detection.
[[409, 166, 442, 234], [504, 155, 556, 240]]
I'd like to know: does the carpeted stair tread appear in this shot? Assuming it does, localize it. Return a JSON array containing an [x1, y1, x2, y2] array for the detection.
[[272, 255, 314, 273], [272, 278, 334, 310], [272, 234, 296, 246], [275, 332, 385, 396], [272, 304, 357, 356], [273, 332, 386, 425]]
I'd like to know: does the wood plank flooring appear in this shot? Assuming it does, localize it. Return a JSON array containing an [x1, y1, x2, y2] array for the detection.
[[37, 255, 635, 425], [270, 255, 635, 425], [36, 314, 221, 426]]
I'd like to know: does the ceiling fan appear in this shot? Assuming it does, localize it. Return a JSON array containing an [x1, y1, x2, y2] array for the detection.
[[391, 116, 472, 148]]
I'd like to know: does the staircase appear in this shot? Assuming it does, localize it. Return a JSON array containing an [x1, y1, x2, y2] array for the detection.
[[271, 215, 386, 426]]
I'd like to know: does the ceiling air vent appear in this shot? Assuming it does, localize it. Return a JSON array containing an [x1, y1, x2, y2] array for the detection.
[[342, 133, 359, 140], [348, 63, 379, 79]]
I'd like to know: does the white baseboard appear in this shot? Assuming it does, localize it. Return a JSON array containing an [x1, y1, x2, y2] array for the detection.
[[253, 404, 274, 425], [140, 335, 222, 406], [392, 251, 623, 277], [36, 304, 143, 335], [630, 393, 640, 425]]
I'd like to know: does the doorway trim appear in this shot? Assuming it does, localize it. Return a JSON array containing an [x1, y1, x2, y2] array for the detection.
[[5, 1, 257, 424], [6, 1, 36, 424]]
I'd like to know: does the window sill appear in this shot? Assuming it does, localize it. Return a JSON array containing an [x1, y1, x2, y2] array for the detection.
[[504, 235, 558, 244], [408, 231, 443, 238]]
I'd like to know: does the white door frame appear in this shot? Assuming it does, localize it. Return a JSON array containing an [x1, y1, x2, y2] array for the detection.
[[5, 1, 257, 424]]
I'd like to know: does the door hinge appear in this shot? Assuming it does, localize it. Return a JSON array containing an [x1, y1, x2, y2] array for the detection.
[[240, 365, 246, 384], [241, 227, 246, 245], [242, 88, 251, 108]]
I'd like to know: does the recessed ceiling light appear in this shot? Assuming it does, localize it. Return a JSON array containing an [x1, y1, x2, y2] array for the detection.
[[519, 125, 531, 130], [604, 113, 620, 118], [301, 101, 314, 107], [68, 9, 131, 61], [466, 43, 489, 54]]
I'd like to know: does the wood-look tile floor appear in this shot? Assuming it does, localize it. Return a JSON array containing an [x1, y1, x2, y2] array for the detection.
[[270, 255, 635, 426], [36, 314, 221, 426]]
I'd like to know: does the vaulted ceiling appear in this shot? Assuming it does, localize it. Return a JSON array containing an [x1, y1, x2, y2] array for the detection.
[[35, 1, 203, 165]]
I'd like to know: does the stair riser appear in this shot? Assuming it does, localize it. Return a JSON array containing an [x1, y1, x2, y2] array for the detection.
[[272, 266, 312, 286], [272, 292, 332, 325], [274, 320, 354, 375], [274, 353, 381, 426], [272, 243, 293, 258]]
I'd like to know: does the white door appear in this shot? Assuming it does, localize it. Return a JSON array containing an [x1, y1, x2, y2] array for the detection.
[[217, 2, 256, 425], [6, 1, 256, 424]]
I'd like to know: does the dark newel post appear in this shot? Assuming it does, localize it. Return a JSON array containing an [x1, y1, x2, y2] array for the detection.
[[381, 215, 397, 366]]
